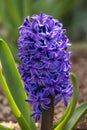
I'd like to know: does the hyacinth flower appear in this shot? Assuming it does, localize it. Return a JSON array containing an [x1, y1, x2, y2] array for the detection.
[[1, 13, 87, 130], [17, 12, 73, 129]]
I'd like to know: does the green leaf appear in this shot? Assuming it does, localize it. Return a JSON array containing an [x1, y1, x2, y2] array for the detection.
[[54, 73, 79, 130], [0, 68, 21, 117], [8, 43, 19, 63], [0, 124, 13, 130], [64, 102, 87, 130], [0, 39, 37, 130], [0, 70, 32, 130]]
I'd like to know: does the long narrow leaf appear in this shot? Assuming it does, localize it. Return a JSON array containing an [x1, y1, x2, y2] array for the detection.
[[60, 73, 78, 121], [0, 124, 13, 130], [0, 68, 21, 117], [0, 39, 37, 130], [64, 102, 87, 130], [0, 69, 31, 130], [54, 73, 79, 130]]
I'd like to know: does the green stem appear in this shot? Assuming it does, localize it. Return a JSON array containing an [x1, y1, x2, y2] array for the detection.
[[41, 96, 54, 130]]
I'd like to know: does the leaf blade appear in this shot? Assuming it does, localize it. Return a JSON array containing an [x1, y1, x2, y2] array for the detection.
[[0, 70, 32, 130], [64, 102, 87, 130], [0, 39, 37, 130], [0, 68, 21, 117], [0, 124, 13, 130], [54, 73, 79, 130]]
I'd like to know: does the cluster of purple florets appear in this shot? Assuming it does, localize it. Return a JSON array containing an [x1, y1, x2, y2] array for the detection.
[[17, 12, 72, 122]]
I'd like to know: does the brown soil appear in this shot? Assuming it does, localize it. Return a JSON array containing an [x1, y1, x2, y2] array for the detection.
[[0, 50, 87, 130]]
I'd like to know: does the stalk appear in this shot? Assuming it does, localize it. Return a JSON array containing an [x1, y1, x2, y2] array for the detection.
[[41, 97, 54, 130]]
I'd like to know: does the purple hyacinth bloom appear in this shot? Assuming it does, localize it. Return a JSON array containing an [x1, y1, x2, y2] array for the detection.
[[17, 12, 72, 122]]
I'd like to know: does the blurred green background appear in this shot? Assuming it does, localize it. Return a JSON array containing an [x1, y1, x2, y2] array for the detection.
[[0, 0, 87, 60]]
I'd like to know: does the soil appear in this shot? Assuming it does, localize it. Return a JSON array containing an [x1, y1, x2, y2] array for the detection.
[[0, 50, 87, 130]]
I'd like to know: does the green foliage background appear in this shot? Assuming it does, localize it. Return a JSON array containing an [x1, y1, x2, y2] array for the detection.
[[0, 0, 75, 44]]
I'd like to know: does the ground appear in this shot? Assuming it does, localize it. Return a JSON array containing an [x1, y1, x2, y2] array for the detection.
[[0, 47, 87, 130]]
